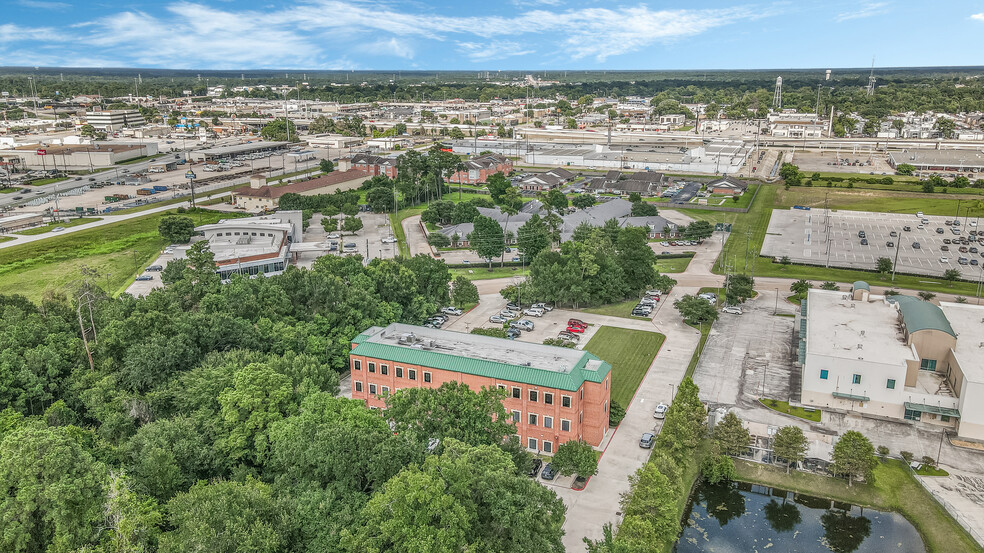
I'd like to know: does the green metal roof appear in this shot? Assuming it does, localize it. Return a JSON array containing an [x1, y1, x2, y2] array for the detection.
[[349, 340, 612, 392], [853, 281, 870, 291], [351, 332, 371, 345], [887, 295, 956, 338], [832, 391, 870, 402], [904, 402, 961, 418]]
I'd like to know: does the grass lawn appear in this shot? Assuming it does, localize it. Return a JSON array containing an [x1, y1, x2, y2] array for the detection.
[[28, 177, 69, 186], [14, 217, 102, 236], [578, 299, 651, 320], [583, 326, 664, 407], [684, 320, 712, 380], [915, 465, 950, 477], [0, 188, 17, 194], [734, 458, 982, 553], [0, 209, 238, 301], [777, 186, 984, 215], [0, 236, 14, 243], [758, 398, 822, 422], [118, 153, 166, 165], [450, 266, 525, 281], [655, 256, 692, 273]]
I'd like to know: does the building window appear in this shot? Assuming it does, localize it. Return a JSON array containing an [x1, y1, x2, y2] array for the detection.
[[887, 379, 896, 389], [920, 359, 937, 371], [604, 401, 608, 413], [528, 414, 538, 426], [369, 384, 377, 395], [511, 410, 520, 423], [579, 412, 583, 424], [562, 395, 572, 408], [423, 372, 432, 383], [605, 378, 609, 390], [544, 416, 553, 429], [941, 415, 951, 423], [368, 362, 376, 373], [497, 384, 506, 392], [561, 419, 571, 432], [408, 369, 416, 381], [354, 381, 363, 392], [529, 390, 538, 402], [381, 386, 389, 394], [904, 408, 921, 421], [543, 441, 553, 454], [512, 387, 521, 399], [396, 367, 403, 378], [544, 392, 554, 405], [380, 364, 388, 375], [528, 438, 537, 450], [852, 374, 862, 385], [820, 369, 829, 380], [353, 360, 362, 371], [580, 389, 583, 400]]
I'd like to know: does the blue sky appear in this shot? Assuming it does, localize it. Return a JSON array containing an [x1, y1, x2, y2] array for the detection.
[[2, 0, 983, 70]]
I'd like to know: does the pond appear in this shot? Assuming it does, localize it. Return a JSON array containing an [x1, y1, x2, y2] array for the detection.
[[674, 480, 925, 553]]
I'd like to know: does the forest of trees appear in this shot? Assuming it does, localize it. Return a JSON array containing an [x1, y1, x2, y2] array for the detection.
[[0, 248, 568, 552]]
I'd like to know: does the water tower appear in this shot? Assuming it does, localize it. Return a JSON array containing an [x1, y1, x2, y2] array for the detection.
[[825, 69, 831, 81]]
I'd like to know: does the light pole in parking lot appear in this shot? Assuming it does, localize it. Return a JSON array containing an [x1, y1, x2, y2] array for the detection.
[[185, 169, 197, 207], [891, 231, 902, 281]]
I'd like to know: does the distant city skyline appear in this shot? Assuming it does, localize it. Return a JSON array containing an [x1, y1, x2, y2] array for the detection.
[[2, 1, 983, 70]]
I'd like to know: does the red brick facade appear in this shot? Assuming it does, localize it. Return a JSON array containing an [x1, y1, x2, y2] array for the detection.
[[348, 351, 611, 450], [448, 154, 513, 185]]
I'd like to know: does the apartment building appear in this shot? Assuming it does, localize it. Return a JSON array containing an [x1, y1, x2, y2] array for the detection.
[[448, 154, 513, 184], [798, 284, 984, 440], [349, 323, 613, 450]]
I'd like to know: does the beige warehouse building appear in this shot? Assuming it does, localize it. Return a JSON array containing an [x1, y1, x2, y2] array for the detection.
[[0, 142, 158, 170], [231, 169, 368, 211], [798, 283, 984, 441]]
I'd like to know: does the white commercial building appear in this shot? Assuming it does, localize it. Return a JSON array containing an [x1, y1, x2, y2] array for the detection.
[[192, 212, 302, 280], [798, 284, 984, 440], [84, 110, 146, 131]]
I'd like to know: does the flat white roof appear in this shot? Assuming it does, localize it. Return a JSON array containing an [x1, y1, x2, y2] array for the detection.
[[938, 302, 984, 384], [806, 289, 914, 366]]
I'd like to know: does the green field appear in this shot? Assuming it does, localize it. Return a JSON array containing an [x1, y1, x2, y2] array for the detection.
[[777, 186, 984, 216], [449, 266, 525, 281], [0, 188, 17, 194], [579, 299, 650, 319], [14, 217, 102, 236], [655, 256, 692, 273], [734, 458, 983, 553], [0, 236, 14, 243], [0, 209, 238, 301], [583, 326, 664, 407], [758, 398, 822, 422]]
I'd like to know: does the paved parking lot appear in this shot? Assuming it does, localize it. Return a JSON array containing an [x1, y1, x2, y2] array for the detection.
[[763, 208, 984, 279], [297, 212, 397, 267]]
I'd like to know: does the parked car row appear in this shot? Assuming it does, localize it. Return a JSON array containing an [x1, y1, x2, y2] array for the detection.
[[424, 307, 464, 329], [659, 240, 700, 247], [632, 291, 661, 317]]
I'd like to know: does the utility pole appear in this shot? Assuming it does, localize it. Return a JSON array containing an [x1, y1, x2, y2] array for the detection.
[[891, 231, 902, 281]]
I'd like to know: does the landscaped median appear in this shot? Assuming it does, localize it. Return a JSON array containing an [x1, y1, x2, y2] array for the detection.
[[733, 458, 982, 553], [758, 398, 822, 423]]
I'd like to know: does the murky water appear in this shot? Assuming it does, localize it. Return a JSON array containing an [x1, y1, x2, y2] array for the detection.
[[674, 480, 925, 553]]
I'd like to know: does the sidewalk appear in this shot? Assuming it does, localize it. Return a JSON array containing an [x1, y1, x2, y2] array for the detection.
[[557, 285, 701, 552]]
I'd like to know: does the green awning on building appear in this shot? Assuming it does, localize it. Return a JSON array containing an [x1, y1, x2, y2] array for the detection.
[[833, 391, 870, 402], [904, 402, 960, 418]]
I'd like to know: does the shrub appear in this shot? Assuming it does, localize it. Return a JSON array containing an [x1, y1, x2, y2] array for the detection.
[[877, 445, 889, 457], [608, 400, 626, 427], [921, 455, 936, 467], [900, 450, 914, 463]]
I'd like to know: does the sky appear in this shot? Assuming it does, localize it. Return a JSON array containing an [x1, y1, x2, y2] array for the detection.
[[1, 0, 983, 70]]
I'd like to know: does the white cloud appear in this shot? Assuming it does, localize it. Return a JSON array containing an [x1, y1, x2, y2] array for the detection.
[[0, 0, 781, 68], [971, 13, 984, 22], [363, 38, 415, 59], [16, 0, 71, 9], [836, 2, 889, 22], [457, 41, 535, 62]]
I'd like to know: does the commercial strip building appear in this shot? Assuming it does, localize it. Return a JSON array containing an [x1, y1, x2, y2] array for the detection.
[[0, 142, 158, 170], [887, 149, 984, 176], [0, 212, 44, 233], [230, 169, 368, 211], [798, 284, 984, 440], [189, 141, 290, 162], [84, 110, 146, 131], [190, 211, 302, 279], [349, 323, 613, 450]]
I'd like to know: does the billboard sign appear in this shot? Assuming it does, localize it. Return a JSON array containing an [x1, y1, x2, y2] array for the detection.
[[36, 149, 47, 156]]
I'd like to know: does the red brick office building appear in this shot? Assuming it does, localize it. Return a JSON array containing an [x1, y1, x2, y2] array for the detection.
[[349, 323, 613, 451]]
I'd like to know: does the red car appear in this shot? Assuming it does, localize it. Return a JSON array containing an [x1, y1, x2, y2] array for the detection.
[[566, 325, 586, 333], [567, 318, 587, 328]]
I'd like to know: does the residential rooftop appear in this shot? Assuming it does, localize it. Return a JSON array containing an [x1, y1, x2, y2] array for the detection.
[[351, 323, 611, 391], [805, 289, 915, 366]]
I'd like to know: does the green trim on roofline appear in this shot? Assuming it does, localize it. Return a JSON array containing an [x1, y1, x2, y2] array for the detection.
[[349, 341, 612, 392], [887, 295, 956, 338]]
